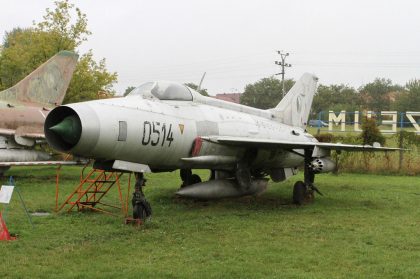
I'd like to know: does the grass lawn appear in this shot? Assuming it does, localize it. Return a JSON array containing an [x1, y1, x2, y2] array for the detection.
[[1, 167, 419, 279]]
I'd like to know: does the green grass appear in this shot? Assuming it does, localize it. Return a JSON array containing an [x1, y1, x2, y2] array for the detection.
[[1, 167, 419, 279]]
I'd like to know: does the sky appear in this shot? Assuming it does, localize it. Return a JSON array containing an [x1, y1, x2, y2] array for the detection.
[[1, 0, 419, 95]]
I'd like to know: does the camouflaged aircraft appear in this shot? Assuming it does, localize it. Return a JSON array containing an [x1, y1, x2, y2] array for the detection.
[[0, 51, 79, 175], [44, 73, 400, 218]]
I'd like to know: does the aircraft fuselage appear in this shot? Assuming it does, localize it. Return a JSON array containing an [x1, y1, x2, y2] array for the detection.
[[0, 104, 47, 132], [46, 96, 317, 171]]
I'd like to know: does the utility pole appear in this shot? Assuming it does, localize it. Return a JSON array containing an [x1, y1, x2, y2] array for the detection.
[[275, 51, 292, 98]]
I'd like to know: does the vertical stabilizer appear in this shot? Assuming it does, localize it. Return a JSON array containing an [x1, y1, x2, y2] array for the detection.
[[270, 73, 318, 128], [0, 51, 78, 108]]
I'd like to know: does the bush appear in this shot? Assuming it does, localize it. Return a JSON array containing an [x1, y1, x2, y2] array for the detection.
[[315, 133, 334, 142], [394, 131, 420, 147], [360, 117, 385, 146], [314, 131, 419, 175]]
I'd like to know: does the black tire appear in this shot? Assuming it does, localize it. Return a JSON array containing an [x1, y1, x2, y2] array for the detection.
[[133, 199, 152, 220], [180, 169, 192, 181], [190, 174, 202, 184], [293, 181, 307, 205]]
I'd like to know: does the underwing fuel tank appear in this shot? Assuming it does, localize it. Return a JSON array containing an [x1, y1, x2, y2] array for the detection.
[[176, 178, 269, 200]]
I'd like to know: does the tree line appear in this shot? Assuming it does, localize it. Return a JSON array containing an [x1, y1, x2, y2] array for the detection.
[[240, 76, 420, 117]]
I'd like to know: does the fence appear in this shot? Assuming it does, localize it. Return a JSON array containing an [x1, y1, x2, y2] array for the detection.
[[311, 111, 420, 135], [310, 111, 419, 175]]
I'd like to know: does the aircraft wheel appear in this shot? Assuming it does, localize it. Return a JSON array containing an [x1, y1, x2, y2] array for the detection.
[[293, 181, 307, 205], [180, 169, 192, 181], [133, 199, 152, 220], [190, 174, 202, 184]]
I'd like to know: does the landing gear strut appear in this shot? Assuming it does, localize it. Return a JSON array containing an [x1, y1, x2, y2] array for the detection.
[[293, 149, 323, 205], [180, 169, 201, 187], [132, 173, 152, 220]]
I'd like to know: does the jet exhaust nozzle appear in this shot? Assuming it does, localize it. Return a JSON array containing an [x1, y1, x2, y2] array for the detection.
[[176, 178, 268, 200]]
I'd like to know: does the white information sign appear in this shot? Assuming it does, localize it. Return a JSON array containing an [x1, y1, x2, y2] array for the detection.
[[0, 185, 15, 204]]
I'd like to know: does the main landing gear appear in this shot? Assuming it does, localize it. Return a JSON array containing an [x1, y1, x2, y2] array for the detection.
[[180, 169, 202, 187], [293, 149, 323, 205], [131, 173, 152, 220]]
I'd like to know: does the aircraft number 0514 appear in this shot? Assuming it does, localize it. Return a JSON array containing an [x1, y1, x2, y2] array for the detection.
[[142, 121, 174, 147]]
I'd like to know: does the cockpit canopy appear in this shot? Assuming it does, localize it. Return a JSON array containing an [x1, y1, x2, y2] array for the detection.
[[128, 81, 193, 101]]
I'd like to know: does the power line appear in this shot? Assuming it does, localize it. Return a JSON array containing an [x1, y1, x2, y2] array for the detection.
[[275, 50, 292, 98]]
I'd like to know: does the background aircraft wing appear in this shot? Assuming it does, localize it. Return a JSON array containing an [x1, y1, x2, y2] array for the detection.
[[0, 161, 85, 167], [0, 128, 44, 139], [203, 136, 402, 152], [15, 132, 45, 139], [0, 128, 15, 136]]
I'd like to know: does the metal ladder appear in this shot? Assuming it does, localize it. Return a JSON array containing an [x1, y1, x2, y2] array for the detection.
[[56, 167, 131, 216]]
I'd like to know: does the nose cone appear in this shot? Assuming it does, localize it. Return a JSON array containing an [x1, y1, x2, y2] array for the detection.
[[49, 115, 81, 145]]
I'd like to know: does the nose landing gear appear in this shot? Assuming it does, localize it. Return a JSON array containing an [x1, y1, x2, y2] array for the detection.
[[131, 173, 152, 221]]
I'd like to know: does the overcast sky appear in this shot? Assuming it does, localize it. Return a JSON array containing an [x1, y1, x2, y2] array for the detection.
[[1, 0, 419, 95]]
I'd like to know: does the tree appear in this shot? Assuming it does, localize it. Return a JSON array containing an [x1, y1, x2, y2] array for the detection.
[[124, 86, 136, 96], [0, 28, 64, 90], [312, 84, 361, 120], [35, 0, 91, 50], [393, 79, 420, 112], [360, 117, 385, 145], [64, 50, 117, 103], [359, 78, 402, 112], [0, 0, 117, 103], [184, 82, 209, 96], [240, 77, 294, 109]]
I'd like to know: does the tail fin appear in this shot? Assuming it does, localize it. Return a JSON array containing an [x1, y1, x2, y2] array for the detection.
[[0, 50, 78, 108], [270, 73, 318, 128]]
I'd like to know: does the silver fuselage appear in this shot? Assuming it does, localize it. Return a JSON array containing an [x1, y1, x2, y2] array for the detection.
[[57, 93, 318, 171]]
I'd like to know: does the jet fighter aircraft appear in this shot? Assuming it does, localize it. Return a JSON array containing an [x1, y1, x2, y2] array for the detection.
[[44, 74, 400, 218], [0, 51, 79, 175]]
